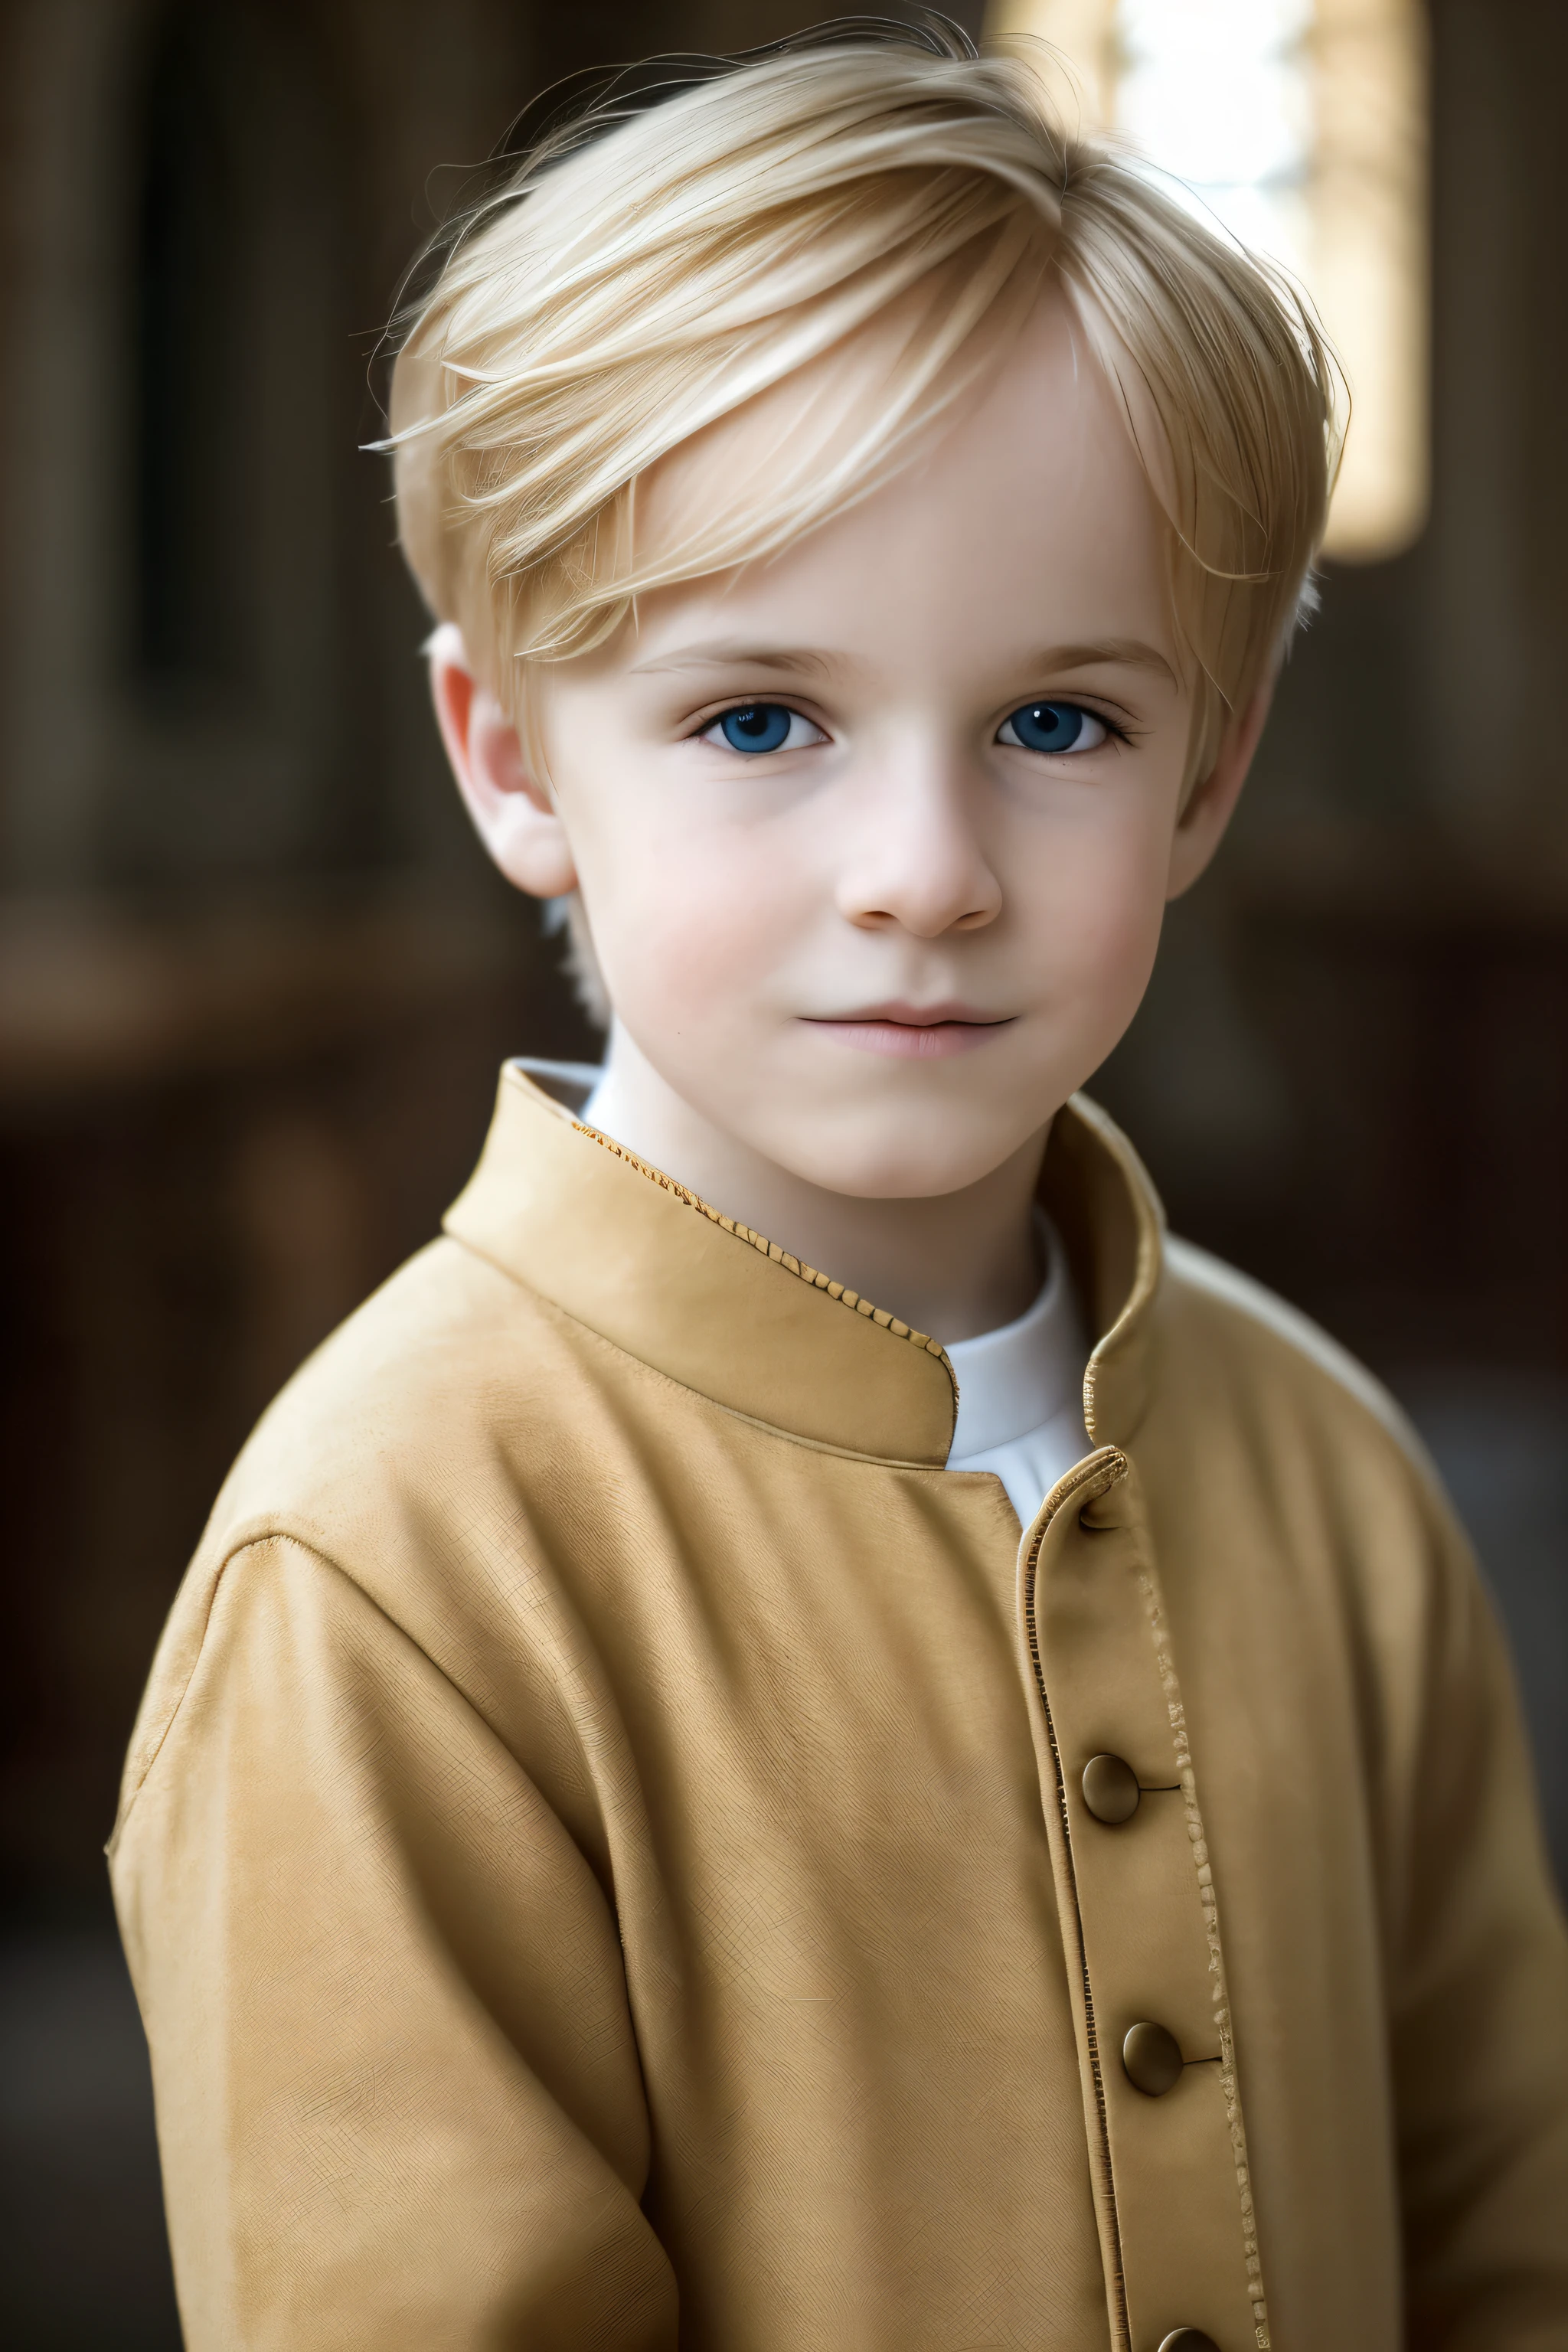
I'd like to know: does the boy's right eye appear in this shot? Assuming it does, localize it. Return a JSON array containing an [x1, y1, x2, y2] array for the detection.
[[700, 703, 825, 755]]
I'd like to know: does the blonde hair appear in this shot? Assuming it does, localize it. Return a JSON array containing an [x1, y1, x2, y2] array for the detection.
[[388, 20, 1341, 791]]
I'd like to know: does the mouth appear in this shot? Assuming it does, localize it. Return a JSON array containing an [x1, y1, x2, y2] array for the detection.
[[799, 1003, 1017, 1060]]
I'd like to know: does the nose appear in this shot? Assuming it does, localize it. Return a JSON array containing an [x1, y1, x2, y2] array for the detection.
[[833, 740, 1003, 939]]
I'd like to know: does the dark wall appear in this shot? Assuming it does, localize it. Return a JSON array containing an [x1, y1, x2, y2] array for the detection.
[[0, 0, 570, 1907]]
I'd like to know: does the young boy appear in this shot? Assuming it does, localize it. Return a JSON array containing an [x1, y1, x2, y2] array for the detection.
[[110, 25, 1568, 2352]]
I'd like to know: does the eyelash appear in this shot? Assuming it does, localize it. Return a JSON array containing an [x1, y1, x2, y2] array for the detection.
[[995, 701, 1125, 756], [696, 703, 825, 756]]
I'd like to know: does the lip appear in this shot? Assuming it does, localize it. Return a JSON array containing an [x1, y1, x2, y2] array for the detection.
[[801, 1004, 1016, 1060]]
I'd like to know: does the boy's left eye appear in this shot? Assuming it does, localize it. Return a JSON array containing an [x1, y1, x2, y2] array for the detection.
[[997, 701, 1109, 755], [701, 703, 825, 755]]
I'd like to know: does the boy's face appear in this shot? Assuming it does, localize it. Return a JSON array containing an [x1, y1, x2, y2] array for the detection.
[[439, 290, 1265, 1202]]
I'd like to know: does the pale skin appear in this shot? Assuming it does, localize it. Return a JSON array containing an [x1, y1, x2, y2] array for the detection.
[[431, 289, 1272, 1342]]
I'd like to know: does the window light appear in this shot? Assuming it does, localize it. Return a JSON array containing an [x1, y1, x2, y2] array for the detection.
[[986, 0, 1429, 560]]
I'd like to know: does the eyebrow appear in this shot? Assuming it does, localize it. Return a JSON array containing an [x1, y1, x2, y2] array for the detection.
[[1027, 640, 1180, 688], [629, 639, 843, 680]]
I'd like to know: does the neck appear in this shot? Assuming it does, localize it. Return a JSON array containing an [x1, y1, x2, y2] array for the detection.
[[583, 1025, 1047, 1344]]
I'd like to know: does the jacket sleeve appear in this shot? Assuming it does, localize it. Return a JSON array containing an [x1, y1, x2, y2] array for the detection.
[[109, 1533, 677, 2352], [1393, 1504, 1568, 2351]]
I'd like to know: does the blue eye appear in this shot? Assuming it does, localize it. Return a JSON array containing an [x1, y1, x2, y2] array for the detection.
[[715, 703, 797, 754], [998, 701, 1109, 755]]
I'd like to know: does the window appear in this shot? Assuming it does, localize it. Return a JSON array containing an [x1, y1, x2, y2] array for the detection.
[[987, 0, 1429, 560]]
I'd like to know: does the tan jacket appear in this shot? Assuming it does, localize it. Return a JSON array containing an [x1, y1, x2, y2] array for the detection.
[[110, 1064, 1568, 2352]]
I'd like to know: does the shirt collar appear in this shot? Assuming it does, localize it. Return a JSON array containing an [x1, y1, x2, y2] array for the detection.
[[444, 1061, 1164, 1467], [946, 1214, 1086, 1457]]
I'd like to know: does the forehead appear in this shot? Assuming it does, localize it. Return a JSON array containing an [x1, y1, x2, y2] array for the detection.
[[630, 287, 1176, 680]]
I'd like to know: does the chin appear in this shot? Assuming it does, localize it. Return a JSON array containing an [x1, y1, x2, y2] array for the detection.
[[779, 1117, 1022, 1203]]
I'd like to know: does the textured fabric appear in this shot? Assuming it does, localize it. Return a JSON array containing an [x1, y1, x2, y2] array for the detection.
[[946, 1212, 1089, 1521], [110, 1063, 1568, 2352], [586, 1061, 1093, 1524]]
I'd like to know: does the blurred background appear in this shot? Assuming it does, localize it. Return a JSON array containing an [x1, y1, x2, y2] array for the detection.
[[0, 1, 1563, 2342]]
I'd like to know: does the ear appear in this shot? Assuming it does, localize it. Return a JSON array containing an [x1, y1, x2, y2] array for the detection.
[[426, 622, 578, 899], [1165, 671, 1276, 901]]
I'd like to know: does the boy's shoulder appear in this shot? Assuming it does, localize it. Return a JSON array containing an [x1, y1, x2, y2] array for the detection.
[[212, 1226, 600, 1546], [1151, 1230, 1459, 1548], [115, 1229, 615, 1837]]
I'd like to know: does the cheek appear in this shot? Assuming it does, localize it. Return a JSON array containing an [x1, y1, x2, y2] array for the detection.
[[1032, 805, 1171, 1038], [580, 808, 808, 1026]]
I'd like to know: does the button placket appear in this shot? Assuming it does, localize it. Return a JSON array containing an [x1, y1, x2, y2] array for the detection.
[[1022, 1458, 1269, 2352]]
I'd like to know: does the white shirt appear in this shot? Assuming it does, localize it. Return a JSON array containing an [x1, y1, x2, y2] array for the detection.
[[944, 1218, 1090, 1527]]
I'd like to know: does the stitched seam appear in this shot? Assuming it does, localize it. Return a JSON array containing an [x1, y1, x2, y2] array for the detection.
[[441, 1229, 953, 1467], [1024, 1449, 1131, 2352], [577, 1125, 954, 1369], [116, 1530, 563, 1838], [112, 1534, 280, 1837], [1135, 1552, 1272, 2351]]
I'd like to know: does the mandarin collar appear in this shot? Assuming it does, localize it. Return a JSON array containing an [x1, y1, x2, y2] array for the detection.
[[443, 1063, 1164, 1467]]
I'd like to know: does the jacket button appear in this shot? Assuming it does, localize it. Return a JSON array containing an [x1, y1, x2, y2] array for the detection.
[[1081, 1752, 1141, 1823], [1157, 2334, 1220, 2352], [1122, 2020, 1184, 2096]]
